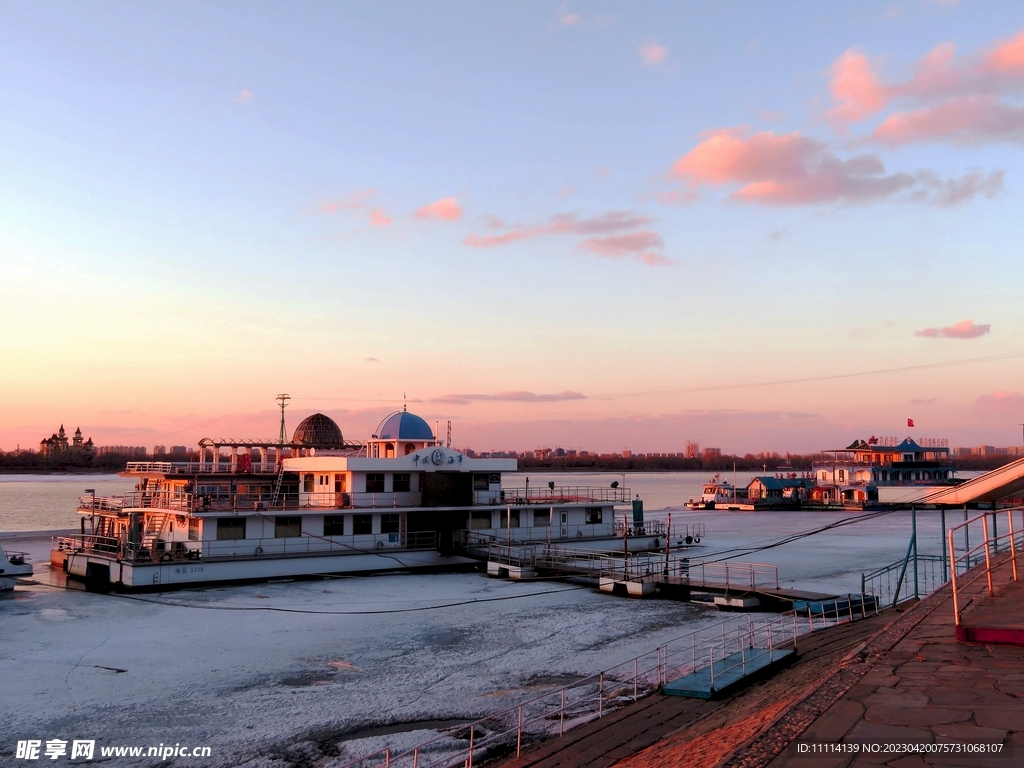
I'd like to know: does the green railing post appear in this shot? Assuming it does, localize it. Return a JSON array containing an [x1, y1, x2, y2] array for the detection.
[[912, 505, 919, 599]]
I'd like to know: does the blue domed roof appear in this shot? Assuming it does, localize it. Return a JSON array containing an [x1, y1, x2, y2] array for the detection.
[[376, 411, 434, 440]]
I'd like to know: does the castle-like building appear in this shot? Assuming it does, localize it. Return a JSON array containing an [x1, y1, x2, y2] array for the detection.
[[39, 425, 95, 459]]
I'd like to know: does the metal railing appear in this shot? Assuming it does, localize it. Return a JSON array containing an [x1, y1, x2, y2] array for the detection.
[[79, 492, 198, 513], [948, 507, 1023, 629], [499, 486, 630, 504], [126, 461, 282, 474], [483, 543, 779, 591], [337, 604, 864, 768], [861, 554, 947, 609], [52, 531, 439, 563]]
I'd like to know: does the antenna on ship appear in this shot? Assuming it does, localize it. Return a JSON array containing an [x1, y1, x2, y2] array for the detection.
[[447, 420, 452, 449], [276, 394, 291, 443]]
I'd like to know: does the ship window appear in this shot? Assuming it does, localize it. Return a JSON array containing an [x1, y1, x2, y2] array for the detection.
[[318, 474, 330, 487], [188, 517, 200, 541], [275, 516, 301, 538], [216, 518, 246, 540], [499, 510, 520, 528], [380, 514, 400, 534], [366, 473, 385, 493], [585, 507, 603, 524], [385, 443, 395, 458], [303, 474, 314, 493], [334, 474, 347, 493], [534, 509, 550, 527], [324, 515, 345, 536], [470, 512, 491, 529], [404, 443, 416, 455], [353, 515, 372, 535], [393, 473, 411, 493], [838, 470, 846, 483], [473, 474, 490, 491]]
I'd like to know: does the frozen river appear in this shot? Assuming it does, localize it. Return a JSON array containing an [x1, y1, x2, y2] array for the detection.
[[0, 473, 955, 766]]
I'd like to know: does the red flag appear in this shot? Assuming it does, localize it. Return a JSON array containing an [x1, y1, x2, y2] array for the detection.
[[907, 418, 915, 427]]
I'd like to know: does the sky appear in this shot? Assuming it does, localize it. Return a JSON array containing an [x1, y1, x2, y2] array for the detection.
[[2, 1, 1024, 455]]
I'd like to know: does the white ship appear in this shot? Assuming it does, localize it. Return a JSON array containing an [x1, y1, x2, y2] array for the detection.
[[51, 408, 663, 591], [0, 540, 33, 593]]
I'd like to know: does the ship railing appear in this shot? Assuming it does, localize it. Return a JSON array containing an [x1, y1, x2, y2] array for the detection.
[[948, 507, 1023, 629], [612, 518, 666, 536], [125, 461, 282, 474], [54, 531, 440, 563], [191, 531, 439, 560], [499, 486, 631, 504], [53, 535, 122, 556], [78, 492, 197, 513], [336, 607, 863, 768], [457, 521, 661, 552]]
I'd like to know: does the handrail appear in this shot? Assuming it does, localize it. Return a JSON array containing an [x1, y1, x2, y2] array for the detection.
[[947, 507, 1023, 627], [336, 602, 864, 768]]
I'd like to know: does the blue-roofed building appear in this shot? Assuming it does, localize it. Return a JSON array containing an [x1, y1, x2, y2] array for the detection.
[[368, 408, 436, 458]]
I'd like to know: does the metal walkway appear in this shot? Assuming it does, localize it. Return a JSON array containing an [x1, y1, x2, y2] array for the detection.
[[904, 455, 1024, 505], [483, 543, 836, 608]]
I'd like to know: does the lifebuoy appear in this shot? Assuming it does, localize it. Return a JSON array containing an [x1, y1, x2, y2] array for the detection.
[[694, 536, 701, 543], [375, 541, 384, 549], [255, 546, 264, 555]]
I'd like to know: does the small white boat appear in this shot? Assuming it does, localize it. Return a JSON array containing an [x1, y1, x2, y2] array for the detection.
[[686, 475, 751, 510], [0, 540, 33, 593]]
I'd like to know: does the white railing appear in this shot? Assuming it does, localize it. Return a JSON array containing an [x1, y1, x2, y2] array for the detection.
[[500, 486, 631, 504], [337, 603, 865, 768], [948, 507, 1023, 629], [79, 492, 197, 513], [483, 543, 779, 591]]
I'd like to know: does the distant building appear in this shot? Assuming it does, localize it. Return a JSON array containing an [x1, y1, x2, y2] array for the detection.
[[153, 445, 167, 457], [97, 446, 148, 458], [169, 446, 189, 457], [622, 449, 631, 458], [39, 425, 94, 460], [685, 441, 700, 459], [703, 447, 721, 459]]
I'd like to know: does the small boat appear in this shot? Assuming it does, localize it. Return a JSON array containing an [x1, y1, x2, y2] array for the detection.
[[0, 540, 33, 593], [686, 475, 751, 510]]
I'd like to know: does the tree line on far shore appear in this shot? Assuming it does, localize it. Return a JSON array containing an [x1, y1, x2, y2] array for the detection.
[[0, 449, 1015, 474]]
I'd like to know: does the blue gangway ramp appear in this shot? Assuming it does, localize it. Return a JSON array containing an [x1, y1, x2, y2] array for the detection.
[[662, 647, 795, 699]]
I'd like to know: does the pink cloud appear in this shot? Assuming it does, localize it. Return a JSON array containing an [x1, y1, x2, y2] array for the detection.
[[464, 211, 653, 248], [464, 211, 671, 266], [824, 27, 1024, 147], [432, 391, 587, 405], [982, 29, 1024, 74], [915, 319, 991, 339], [671, 129, 915, 205], [826, 49, 889, 123], [916, 169, 1003, 206], [558, 3, 582, 25], [415, 196, 463, 221], [577, 231, 674, 266], [639, 43, 669, 66], [369, 209, 392, 227], [311, 189, 375, 215], [233, 88, 253, 104], [976, 391, 1024, 412], [873, 96, 1024, 145]]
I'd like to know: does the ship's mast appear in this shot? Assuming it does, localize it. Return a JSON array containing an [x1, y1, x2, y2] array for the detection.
[[276, 394, 291, 443]]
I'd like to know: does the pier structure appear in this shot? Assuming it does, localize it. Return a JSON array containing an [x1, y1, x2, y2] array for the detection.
[[480, 542, 839, 611]]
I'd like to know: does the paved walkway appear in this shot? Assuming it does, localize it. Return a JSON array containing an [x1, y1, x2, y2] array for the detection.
[[501, 553, 1024, 768]]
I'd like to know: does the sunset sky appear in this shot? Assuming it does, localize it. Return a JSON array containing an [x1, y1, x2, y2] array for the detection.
[[2, 2, 1023, 454]]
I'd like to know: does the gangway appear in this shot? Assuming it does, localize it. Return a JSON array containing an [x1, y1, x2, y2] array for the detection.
[[484, 542, 833, 609], [898, 455, 1024, 506]]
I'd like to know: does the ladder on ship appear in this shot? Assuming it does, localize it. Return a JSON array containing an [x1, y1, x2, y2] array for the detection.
[[270, 468, 286, 508]]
